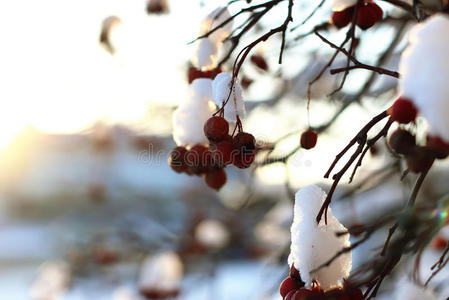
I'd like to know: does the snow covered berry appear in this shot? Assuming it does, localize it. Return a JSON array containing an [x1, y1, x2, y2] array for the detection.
[[168, 147, 187, 173], [204, 116, 229, 142], [288, 185, 352, 290], [388, 97, 418, 124], [331, 6, 354, 28], [300, 130, 318, 150], [388, 129, 415, 155], [356, 1, 383, 30], [204, 168, 227, 190]]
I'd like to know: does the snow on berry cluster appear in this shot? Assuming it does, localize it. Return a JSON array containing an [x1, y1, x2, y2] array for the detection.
[[170, 7, 254, 190], [399, 14, 449, 144], [287, 185, 352, 291], [330, 0, 383, 30]]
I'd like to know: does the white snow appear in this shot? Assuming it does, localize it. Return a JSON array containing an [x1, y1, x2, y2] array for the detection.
[[195, 219, 230, 249], [191, 38, 217, 70], [288, 185, 352, 290], [212, 72, 246, 122], [199, 7, 233, 46], [138, 252, 183, 291], [173, 7, 236, 146], [394, 277, 440, 300], [172, 79, 216, 146], [330, 0, 357, 11], [30, 261, 70, 300], [399, 14, 449, 142]]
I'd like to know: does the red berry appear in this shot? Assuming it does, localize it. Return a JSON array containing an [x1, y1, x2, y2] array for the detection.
[[356, 1, 383, 30], [204, 116, 229, 142], [289, 265, 305, 287], [241, 76, 254, 89], [204, 168, 227, 190], [250, 55, 268, 71], [300, 130, 318, 150], [388, 129, 416, 155], [427, 135, 449, 159], [280, 277, 298, 298], [432, 236, 448, 250], [168, 146, 187, 173], [186, 144, 208, 175], [292, 288, 315, 300], [146, 0, 168, 14], [406, 147, 434, 173], [233, 152, 255, 168], [388, 97, 418, 124], [285, 290, 297, 300], [345, 287, 363, 300], [187, 67, 222, 84], [324, 287, 348, 300], [212, 141, 234, 167], [232, 132, 256, 168], [331, 6, 355, 28]]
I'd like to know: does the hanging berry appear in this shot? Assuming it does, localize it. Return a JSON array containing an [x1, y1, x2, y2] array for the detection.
[[388, 97, 418, 124], [356, 1, 383, 30], [204, 116, 229, 143], [388, 129, 416, 155], [300, 130, 318, 150]]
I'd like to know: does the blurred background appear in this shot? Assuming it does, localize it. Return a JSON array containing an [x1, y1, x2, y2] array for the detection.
[[1, 0, 449, 299]]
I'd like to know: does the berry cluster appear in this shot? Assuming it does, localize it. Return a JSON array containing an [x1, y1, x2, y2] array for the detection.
[[388, 128, 449, 173], [331, 1, 383, 30], [279, 266, 363, 300], [188, 67, 222, 84], [387, 96, 449, 172], [169, 116, 256, 190]]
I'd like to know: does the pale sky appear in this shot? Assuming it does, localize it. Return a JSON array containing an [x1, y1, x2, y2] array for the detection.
[[0, 0, 227, 148]]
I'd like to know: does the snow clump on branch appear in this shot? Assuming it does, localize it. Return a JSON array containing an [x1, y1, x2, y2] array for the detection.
[[288, 185, 352, 290], [399, 14, 449, 143]]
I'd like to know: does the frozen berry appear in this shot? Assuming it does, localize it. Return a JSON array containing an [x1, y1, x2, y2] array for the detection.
[[204, 116, 229, 142], [280, 277, 297, 298], [204, 169, 227, 190], [331, 6, 355, 28], [388, 129, 415, 155], [168, 146, 187, 173], [186, 144, 208, 175], [406, 147, 434, 173], [357, 1, 383, 30], [300, 130, 318, 150], [388, 97, 418, 124], [250, 55, 268, 71]]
